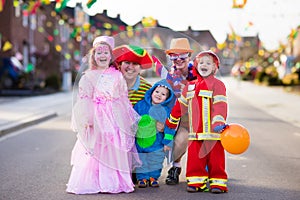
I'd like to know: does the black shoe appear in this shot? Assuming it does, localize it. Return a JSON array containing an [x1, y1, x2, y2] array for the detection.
[[165, 166, 181, 185]]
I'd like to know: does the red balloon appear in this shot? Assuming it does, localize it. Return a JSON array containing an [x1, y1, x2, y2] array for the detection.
[[221, 123, 250, 154]]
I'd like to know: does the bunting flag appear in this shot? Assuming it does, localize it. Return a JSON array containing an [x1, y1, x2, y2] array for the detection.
[[244, 21, 253, 31], [25, 63, 34, 73], [217, 42, 227, 50], [152, 34, 163, 48], [41, 0, 51, 5], [87, 0, 97, 8], [55, 0, 70, 12], [0, 0, 6, 12], [30, 1, 41, 14], [288, 28, 298, 40], [13, 0, 19, 8], [232, 0, 247, 9], [142, 16, 157, 27], [2, 41, 13, 52], [228, 23, 237, 41]]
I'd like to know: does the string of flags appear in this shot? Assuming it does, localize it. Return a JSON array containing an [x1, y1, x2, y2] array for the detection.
[[2, 0, 98, 14], [1, 0, 299, 53]]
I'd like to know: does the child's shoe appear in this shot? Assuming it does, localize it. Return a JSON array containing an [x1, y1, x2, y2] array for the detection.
[[210, 187, 227, 194], [149, 177, 159, 187], [186, 186, 209, 193], [137, 179, 148, 188]]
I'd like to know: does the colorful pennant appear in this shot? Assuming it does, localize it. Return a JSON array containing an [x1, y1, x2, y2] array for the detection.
[[55, 0, 70, 12], [2, 41, 13, 52], [87, 0, 97, 9], [0, 0, 6, 12], [232, 0, 247, 9]]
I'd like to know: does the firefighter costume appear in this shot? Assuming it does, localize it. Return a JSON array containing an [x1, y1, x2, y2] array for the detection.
[[164, 50, 228, 193]]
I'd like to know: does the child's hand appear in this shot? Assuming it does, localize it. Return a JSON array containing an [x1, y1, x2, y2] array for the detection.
[[164, 145, 171, 152], [156, 121, 164, 132], [213, 124, 228, 133]]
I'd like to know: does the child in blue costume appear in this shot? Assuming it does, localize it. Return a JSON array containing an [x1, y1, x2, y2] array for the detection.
[[133, 79, 175, 188]]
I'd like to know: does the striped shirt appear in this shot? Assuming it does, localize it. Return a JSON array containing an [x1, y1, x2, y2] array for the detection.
[[128, 76, 152, 106]]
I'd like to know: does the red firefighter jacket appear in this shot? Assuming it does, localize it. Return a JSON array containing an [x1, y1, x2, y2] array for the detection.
[[165, 75, 227, 141]]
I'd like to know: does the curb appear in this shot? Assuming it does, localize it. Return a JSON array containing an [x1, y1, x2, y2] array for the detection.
[[0, 111, 58, 137]]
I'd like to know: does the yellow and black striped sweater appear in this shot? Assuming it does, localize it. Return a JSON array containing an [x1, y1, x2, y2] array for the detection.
[[128, 76, 152, 106]]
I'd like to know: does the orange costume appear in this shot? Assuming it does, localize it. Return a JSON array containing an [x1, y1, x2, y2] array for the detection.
[[165, 70, 228, 192]]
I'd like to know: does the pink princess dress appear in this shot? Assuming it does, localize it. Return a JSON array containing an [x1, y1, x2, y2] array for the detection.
[[66, 67, 141, 194]]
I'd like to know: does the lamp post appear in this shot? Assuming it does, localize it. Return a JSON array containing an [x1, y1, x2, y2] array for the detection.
[[75, 3, 89, 72], [61, 18, 72, 92]]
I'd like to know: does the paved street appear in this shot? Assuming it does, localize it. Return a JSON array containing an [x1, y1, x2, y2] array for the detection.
[[0, 76, 300, 200]]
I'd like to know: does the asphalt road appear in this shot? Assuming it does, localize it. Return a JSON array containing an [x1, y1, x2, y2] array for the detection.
[[0, 88, 300, 200]]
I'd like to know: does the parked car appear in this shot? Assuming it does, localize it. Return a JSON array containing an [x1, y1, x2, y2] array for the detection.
[[0, 57, 23, 90]]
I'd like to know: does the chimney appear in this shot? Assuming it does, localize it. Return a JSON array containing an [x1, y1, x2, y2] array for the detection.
[[102, 9, 107, 16]]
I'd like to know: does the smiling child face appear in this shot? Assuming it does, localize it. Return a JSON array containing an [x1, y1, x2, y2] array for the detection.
[[196, 55, 217, 77], [94, 44, 111, 69], [151, 86, 169, 105]]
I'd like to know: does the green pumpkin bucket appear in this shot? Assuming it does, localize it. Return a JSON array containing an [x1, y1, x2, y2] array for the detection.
[[136, 115, 157, 148]]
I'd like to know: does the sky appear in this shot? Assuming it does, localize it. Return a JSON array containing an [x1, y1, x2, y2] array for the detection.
[[67, 0, 300, 50]]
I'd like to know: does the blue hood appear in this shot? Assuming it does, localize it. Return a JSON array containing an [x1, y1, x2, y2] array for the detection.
[[144, 79, 175, 108], [134, 79, 176, 123]]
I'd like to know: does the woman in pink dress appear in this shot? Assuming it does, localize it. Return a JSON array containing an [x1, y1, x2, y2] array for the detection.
[[66, 36, 141, 194]]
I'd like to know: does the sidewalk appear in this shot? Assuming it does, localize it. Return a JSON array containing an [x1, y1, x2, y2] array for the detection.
[[0, 76, 299, 137], [0, 91, 73, 137], [222, 76, 300, 128]]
